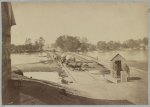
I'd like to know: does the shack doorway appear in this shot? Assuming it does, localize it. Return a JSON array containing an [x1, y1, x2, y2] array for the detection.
[[115, 60, 122, 77]]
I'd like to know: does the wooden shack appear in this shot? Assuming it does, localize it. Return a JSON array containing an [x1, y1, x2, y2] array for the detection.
[[110, 54, 127, 78]]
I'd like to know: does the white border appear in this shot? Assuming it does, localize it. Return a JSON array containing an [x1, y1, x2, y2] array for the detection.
[[0, 0, 149, 106]]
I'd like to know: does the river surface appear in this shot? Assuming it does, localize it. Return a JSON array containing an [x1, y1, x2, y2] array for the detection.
[[86, 50, 148, 71], [11, 50, 148, 83], [11, 50, 148, 70], [86, 50, 148, 62], [11, 53, 48, 65]]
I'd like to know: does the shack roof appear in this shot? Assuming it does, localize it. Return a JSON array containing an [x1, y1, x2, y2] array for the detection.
[[110, 53, 126, 61]]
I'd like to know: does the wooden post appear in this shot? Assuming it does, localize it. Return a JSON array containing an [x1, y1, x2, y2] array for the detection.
[[1, 2, 16, 104], [121, 71, 128, 82]]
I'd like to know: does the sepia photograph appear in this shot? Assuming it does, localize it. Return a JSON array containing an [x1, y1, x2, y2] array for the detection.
[[1, 0, 148, 105]]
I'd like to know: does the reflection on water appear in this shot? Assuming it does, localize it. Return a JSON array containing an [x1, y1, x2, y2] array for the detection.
[[87, 50, 148, 62]]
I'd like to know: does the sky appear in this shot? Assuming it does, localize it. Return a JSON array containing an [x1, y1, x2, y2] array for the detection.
[[11, 2, 148, 45]]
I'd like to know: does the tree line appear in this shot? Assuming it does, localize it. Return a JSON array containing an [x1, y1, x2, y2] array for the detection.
[[11, 37, 45, 53], [53, 35, 148, 52], [97, 37, 148, 51], [53, 35, 96, 52], [11, 35, 148, 53]]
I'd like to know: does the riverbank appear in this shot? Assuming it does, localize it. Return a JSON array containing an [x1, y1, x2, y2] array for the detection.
[[10, 75, 133, 105]]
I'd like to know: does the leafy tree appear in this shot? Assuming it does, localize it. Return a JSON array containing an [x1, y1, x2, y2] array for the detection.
[[107, 41, 114, 50], [113, 41, 121, 50], [88, 43, 96, 51], [79, 37, 90, 52], [125, 39, 140, 49], [80, 37, 88, 43], [25, 38, 32, 51], [97, 41, 107, 50], [142, 37, 148, 45], [25, 38, 31, 45], [80, 43, 89, 52], [55, 35, 80, 52], [34, 40, 40, 51], [38, 37, 45, 51]]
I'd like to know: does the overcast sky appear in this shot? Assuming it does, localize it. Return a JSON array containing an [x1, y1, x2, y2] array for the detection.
[[11, 2, 148, 45]]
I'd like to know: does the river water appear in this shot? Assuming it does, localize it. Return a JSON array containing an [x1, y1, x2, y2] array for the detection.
[[86, 50, 148, 71], [11, 53, 48, 65], [11, 50, 148, 70], [11, 50, 148, 82], [86, 50, 148, 62]]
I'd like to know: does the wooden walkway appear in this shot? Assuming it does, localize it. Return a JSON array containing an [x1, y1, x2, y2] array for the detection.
[[52, 52, 107, 84]]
